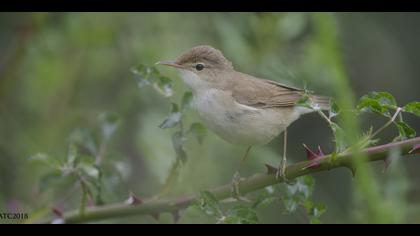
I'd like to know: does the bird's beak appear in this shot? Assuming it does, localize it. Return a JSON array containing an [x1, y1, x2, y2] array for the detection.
[[155, 60, 184, 69]]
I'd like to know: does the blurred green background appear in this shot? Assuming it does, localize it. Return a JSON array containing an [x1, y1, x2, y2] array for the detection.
[[0, 12, 419, 223]]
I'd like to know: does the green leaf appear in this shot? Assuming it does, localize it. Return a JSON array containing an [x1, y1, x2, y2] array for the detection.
[[357, 98, 389, 116], [297, 94, 312, 109], [252, 187, 277, 209], [171, 131, 187, 163], [159, 103, 182, 129], [38, 169, 77, 193], [224, 206, 258, 224], [82, 172, 104, 205], [29, 153, 50, 162], [282, 197, 299, 213], [67, 143, 78, 166], [305, 202, 326, 218], [131, 64, 159, 88], [403, 102, 420, 117], [282, 176, 315, 213], [395, 121, 416, 139], [29, 153, 60, 167], [181, 91, 193, 111], [357, 92, 397, 117], [330, 122, 347, 152], [198, 191, 222, 217], [79, 181, 90, 216], [367, 92, 397, 107], [69, 129, 98, 156], [329, 99, 340, 119], [153, 76, 173, 97], [305, 201, 326, 224], [79, 163, 100, 179], [188, 122, 207, 144], [98, 112, 121, 141]]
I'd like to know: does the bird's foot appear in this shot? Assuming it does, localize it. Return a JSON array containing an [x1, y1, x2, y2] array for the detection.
[[275, 160, 295, 185], [230, 172, 248, 201]]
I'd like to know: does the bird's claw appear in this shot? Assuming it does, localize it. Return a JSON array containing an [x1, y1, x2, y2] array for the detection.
[[275, 160, 295, 185], [231, 172, 247, 200]]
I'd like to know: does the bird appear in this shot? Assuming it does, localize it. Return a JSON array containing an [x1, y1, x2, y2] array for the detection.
[[157, 45, 330, 181]]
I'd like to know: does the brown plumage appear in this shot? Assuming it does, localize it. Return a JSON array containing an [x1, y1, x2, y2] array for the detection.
[[175, 45, 233, 69], [158, 45, 331, 179], [174, 45, 330, 110]]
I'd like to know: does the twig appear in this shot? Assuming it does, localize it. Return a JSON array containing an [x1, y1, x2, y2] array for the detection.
[[371, 107, 402, 138]]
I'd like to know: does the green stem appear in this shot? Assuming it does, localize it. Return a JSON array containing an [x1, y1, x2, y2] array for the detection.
[[38, 137, 420, 224]]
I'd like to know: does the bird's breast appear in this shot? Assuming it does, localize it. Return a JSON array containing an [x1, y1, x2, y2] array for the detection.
[[192, 89, 302, 146]]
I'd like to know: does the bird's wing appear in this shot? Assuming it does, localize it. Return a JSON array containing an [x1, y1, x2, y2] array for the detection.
[[231, 72, 304, 108]]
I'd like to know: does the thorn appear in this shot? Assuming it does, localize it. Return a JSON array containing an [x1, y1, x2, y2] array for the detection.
[[303, 143, 318, 160], [125, 191, 143, 205], [302, 144, 326, 170], [52, 207, 63, 218], [302, 161, 321, 170], [317, 145, 325, 157], [150, 213, 160, 221], [264, 164, 277, 175], [409, 144, 420, 154], [171, 210, 181, 223]]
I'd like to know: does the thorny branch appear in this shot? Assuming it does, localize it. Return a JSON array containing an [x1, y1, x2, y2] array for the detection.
[[38, 137, 420, 224]]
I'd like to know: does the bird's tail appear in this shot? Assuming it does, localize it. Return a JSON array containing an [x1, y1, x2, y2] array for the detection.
[[308, 95, 331, 111]]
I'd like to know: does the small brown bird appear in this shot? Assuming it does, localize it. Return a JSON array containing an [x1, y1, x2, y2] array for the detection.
[[158, 45, 330, 180]]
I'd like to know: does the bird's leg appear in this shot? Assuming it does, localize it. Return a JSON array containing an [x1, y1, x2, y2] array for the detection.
[[276, 129, 289, 182], [231, 146, 252, 200], [240, 146, 252, 167]]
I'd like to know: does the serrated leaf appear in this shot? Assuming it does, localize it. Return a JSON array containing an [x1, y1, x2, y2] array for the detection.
[[310, 203, 326, 218], [38, 171, 64, 193], [330, 122, 347, 152], [79, 163, 100, 179], [99, 112, 121, 141], [69, 129, 97, 156], [329, 99, 340, 119], [357, 97, 389, 116], [29, 153, 59, 167], [357, 92, 397, 117], [153, 76, 173, 97], [131, 64, 159, 88], [365, 92, 397, 107], [67, 143, 78, 165], [29, 153, 50, 162], [297, 94, 312, 109], [306, 202, 326, 224], [199, 191, 222, 217], [188, 122, 207, 144], [403, 102, 420, 117], [159, 103, 182, 129], [181, 91, 193, 111], [171, 131, 187, 163], [395, 121, 416, 139], [224, 206, 258, 224], [282, 197, 299, 213], [252, 195, 277, 209]]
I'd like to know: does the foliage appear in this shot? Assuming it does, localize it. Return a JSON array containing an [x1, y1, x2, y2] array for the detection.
[[1, 13, 419, 224], [29, 112, 122, 218]]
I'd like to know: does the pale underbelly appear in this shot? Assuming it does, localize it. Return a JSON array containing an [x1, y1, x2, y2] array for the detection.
[[193, 93, 303, 146]]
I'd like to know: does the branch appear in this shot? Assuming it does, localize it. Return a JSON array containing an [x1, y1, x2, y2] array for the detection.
[[40, 137, 420, 224]]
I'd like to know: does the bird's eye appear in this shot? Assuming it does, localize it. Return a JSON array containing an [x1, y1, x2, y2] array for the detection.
[[195, 63, 204, 71]]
